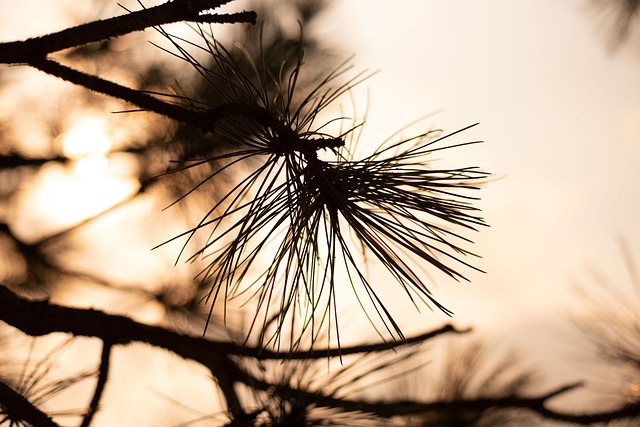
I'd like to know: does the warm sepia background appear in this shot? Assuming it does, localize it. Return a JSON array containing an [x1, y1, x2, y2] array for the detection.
[[1, 0, 639, 425], [318, 0, 640, 403], [312, 0, 640, 407]]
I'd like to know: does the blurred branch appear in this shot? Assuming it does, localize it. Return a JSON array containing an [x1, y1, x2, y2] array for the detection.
[[0, 0, 255, 63], [220, 367, 640, 425], [208, 357, 246, 422], [0, 153, 68, 169], [0, 283, 461, 424], [0, 380, 61, 427], [590, 0, 640, 48], [245, 379, 640, 424]]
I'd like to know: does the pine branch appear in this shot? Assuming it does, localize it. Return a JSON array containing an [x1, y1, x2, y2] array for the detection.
[[0, 0, 264, 137], [0, 284, 463, 361], [0, 380, 61, 427], [2, 284, 638, 424], [0, 0, 256, 63], [243, 377, 640, 425], [366, 386, 640, 424], [0, 283, 459, 423], [24, 56, 294, 142]]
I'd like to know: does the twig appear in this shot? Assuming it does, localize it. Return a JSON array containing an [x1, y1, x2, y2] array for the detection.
[[29, 57, 215, 131], [0, 284, 464, 360], [27, 56, 290, 138], [243, 376, 640, 425], [315, 324, 471, 357], [80, 341, 113, 427], [207, 357, 248, 423]]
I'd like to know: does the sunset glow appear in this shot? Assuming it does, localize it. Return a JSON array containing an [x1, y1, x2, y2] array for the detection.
[[59, 116, 112, 177]]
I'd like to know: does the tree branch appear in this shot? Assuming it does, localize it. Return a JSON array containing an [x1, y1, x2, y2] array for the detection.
[[207, 357, 248, 422], [0, 1, 337, 150], [0, 0, 266, 142], [246, 378, 640, 425], [27, 56, 286, 136], [29, 57, 214, 130], [0, 284, 463, 361], [0, 0, 255, 64], [0, 283, 456, 424], [2, 284, 638, 424], [80, 341, 112, 427]]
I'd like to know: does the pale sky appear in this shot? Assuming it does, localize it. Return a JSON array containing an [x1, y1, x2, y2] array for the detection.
[[312, 0, 640, 409]]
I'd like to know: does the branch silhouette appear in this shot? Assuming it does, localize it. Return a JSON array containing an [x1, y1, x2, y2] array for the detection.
[[2, 284, 639, 425], [0, 0, 263, 136], [0, 0, 255, 63], [0, 284, 464, 361], [80, 341, 112, 427]]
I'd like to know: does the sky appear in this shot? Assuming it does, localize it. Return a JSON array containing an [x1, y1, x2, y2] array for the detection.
[[1, 0, 639, 423], [310, 0, 640, 408]]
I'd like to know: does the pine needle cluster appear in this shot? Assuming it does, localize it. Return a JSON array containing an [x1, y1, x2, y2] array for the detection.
[[156, 25, 489, 350]]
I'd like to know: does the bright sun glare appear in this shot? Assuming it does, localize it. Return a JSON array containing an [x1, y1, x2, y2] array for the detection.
[[59, 116, 112, 176], [12, 116, 140, 241]]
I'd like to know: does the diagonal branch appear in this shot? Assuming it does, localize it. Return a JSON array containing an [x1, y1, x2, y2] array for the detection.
[[0, 0, 255, 63], [0, 0, 262, 139], [29, 57, 216, 130], [27, 57, 286, 135], [0, 1, 335, 148]]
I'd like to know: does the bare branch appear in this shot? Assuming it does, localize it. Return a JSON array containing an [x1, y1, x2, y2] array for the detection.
[[80, 341, 113, 427], [0, 0, 255, 63], [0, 284, 464, 361], [24, 56, 291, 139], [248, 379, 640, 425], [2, 284, 638, 424]]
